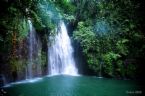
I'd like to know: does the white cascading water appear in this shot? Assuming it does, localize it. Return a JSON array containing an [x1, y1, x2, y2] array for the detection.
[[27, 20, 42, 79], [27, 20, 33, 79], [48, 21, 78, 76]]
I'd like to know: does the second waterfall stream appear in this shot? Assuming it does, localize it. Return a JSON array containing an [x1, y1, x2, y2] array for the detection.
[[48, 21, 78, 76]]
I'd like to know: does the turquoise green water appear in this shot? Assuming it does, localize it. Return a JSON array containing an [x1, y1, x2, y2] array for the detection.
[[2, 75, 143, 96]]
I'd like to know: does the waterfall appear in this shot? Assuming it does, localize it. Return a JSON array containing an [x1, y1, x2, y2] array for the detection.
[[48, 21, 78, 76], [27, 20, 42, 79]]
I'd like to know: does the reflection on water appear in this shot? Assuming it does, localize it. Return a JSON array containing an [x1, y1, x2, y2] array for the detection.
[[3, 75, 143, 96]]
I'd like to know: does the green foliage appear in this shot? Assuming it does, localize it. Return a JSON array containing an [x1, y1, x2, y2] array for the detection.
[[73, 22, 97, 54], [51, 0, 76, 22], [103, 52, 120, 76], [87, 54, 99, 73], [41, 51, 47, 66], [17, 19, 29, 41], [53, 0, 76, 15], [9, 58, 26, 72], [74, 0, 97, 20], [30, 10, 44, 30], [0, 0, 144, 80], [73, 0, 144, 79], [73, 21, 100, 73], [126, 64, 137, 78], [0, 0, 57, 78], [116, 39, 129, 56], [116, 60, 125, 77], [64, 14, 76, 22]]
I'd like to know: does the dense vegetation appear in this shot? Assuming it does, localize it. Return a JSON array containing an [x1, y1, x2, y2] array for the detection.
[[0, 0, 56, 81], [73, 0, 145, 79], [0, 0, 144, 82]]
